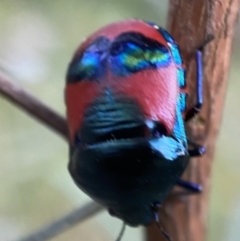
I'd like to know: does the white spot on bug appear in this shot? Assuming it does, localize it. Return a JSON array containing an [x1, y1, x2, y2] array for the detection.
[[145, 119, 155, 129], [176, 149, 185, 156]]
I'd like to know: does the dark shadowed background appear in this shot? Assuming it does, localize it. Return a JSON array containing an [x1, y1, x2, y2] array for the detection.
[[0, 1, 239, 240]]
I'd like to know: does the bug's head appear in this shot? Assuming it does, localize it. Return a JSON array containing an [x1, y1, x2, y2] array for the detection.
[[108, 202, 161, 227], [108, 208, 152, 227]]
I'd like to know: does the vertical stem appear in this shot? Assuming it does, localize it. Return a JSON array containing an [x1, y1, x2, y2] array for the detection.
[[146, 0, 240, 241]]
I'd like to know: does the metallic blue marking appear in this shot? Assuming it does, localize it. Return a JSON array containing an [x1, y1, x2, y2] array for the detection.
[[158, 27, 175, 44], [67, 37, 110, 83], [149, 136, 186, 161], [150, 24, 187, 143], [158, 27, 183, 66], [179, 93, 187, 112], [77, 51, 106, 79], [110, 42, 171, 76], [157, 27, 184, 77], [172, 105, 187, 145], [177, 69, 186, 88], [168, 43, 182, 65]]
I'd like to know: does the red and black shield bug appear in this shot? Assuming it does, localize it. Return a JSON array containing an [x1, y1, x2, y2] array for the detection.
[[65, 19, 208, 240]]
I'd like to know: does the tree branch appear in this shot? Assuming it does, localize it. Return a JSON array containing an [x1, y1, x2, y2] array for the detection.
[[15, 202, 102, 241], [146, 1, 240, 241], [0, 73, 68, 140], [0, 73, 104, 241]]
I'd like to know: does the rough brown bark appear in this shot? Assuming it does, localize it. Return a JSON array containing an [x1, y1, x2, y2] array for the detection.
[[146, 1, 240, 241]]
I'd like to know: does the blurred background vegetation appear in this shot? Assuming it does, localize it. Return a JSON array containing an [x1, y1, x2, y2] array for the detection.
[[0, 1, 239, 241]]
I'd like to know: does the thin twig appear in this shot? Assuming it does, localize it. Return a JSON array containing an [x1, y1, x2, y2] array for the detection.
[[0, 72, 105, 240], [0, 72, 68, 140], [15, 202, 102, 241]]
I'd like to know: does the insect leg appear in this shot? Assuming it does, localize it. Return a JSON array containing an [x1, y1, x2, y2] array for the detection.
[[152, 203, 172, 241], [188, 146, 206, 157], [185, 36, 213, 122], [184, 50, 203, 122], [187, 139, 206, 157], [176, 179, 202, 193]]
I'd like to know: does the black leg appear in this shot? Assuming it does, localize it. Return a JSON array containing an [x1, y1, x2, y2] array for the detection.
[[176, 179, 202, 193], [187, 139, 206, 157], [185, 50, 203, 122], [188, 146, 206, 157]]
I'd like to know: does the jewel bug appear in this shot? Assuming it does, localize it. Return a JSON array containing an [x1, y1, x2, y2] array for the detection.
[[65, 19, 208, 239]]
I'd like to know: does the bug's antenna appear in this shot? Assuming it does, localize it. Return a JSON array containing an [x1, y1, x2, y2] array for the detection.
[[154, 212, 172, 241], [115, 222, 126, 241]]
